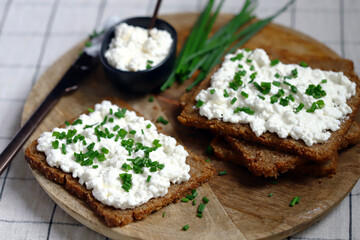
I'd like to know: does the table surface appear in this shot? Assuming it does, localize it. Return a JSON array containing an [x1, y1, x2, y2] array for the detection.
[[0, 0, 359, 239]]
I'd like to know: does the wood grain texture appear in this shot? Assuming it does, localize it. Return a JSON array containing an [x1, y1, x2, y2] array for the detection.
[[21, 13, 360, 240]]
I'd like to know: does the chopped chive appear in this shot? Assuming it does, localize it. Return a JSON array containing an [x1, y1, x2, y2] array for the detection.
[[294, 103, 305, 113], [196, 213, 203, 218], [274, 73, 281, 78], [141, 129, 144, 134], [61, 144, 66, 154], [97, 153, 106, 162], [223, 89, 229, 98], [299, 61, 308, 67], [129, 130, 136, 135], [146, 123, 151, 129], [246, 58, 252, 63], [230, 53, 244, 61], [87, 108, 94, 112], [157, 116, 169, 125], [270, 58, 279, 66], [272, 81, 281, 87], [109, 108, 113, 115], [72, 119, 83, 125], [206, 145, 213, 155], [85, 41, 92, 47], [198, 203, 206, 213], [193, 199, 197, 205], [289, 196, 300, 207], [219, 171, 227, 176], [146, 175, 151, 183], [257, 95, 265, 100], [148, 96, 154, 102], [108, 117, 114, 123], [234, 106, 255, 115], [101, 147, 109, 154], [241, 91, 249, 98], [210, 89, 215, 94], [92, 165, 98, 169], [162, 212, 165, 218], [203, 196, 209, 204], [205, 158, 210, 162], [181, 198, 189, 202], [64, 121, 70, 126], [291, 68, 298, 78], [52, 140, 59, 149], [230, 97, 237, 105], [268, 193, 273, 197], [321, 79, 327, 83], [250, 65, 255, 71], [238, 64, 243, 68], [196, 100, 204, 108], [182, 224, 189, 231]]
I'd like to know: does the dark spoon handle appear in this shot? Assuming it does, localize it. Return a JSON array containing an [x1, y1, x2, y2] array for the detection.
[[0, 52, 96, 175]]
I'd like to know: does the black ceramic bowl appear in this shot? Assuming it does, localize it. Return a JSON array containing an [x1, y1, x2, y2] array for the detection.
[[100, 17, 177, 94]]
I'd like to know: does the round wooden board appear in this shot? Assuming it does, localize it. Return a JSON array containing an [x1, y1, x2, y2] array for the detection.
[[21, 13, 360, 240]]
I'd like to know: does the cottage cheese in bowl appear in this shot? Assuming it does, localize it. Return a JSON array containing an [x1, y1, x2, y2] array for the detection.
[[105, 23, 173, 72]]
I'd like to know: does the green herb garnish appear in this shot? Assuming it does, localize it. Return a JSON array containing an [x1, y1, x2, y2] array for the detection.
[[157, 116, 169, 125]]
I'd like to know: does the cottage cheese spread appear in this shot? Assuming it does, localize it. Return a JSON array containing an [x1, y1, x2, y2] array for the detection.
[[105, 23, 173, 71], [37, 100, 190, 209], [195, 48, 356, 146]]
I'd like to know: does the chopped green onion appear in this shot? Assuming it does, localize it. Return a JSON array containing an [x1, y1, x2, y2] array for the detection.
[[193, 199, 197, 205], [230, 53, 244, 61], [162, 212, 165, 218], [250, 65, 255, 71], [64, 121, 70, 126], [88, 108, 94, 112], [149, 96, 154, 102], [203, 196, 209, 204], [205, 158, 210, 162], [92, 165, 98, 169], [157, 116, 169, 125], [146, 123, 151, 129], [219, 170, 227, 176], [210, 89, 215, 94], [223, 89, 230, 98], [246, 58, 252, 63], [274, 73, 281, 78], [196, 213, 203, 218], [129, 130, 136, 134], [321, 79, 327, 83], [141, 129, 144, 134], [268, 193, 273, 197], [113, 125, 120, 131]]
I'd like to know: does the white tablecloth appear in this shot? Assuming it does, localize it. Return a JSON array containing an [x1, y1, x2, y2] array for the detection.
[[0, 0, 359, 239]]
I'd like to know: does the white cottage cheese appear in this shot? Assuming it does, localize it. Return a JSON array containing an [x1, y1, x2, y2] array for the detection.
[[195, 49, 356, 146], [37, 100, 190, 209], [105, 23, 173, 71]]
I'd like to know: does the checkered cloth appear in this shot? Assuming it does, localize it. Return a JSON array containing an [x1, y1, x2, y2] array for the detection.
[[0, 0, 359, 239]]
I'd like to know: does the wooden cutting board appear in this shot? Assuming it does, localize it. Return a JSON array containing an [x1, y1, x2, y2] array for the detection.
[[21, 13, 360, 240]]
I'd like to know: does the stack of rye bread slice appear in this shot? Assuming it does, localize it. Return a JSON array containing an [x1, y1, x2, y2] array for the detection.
[[178, 52, 360, 178]]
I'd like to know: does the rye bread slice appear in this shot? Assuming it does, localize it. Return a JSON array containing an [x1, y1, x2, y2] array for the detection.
[[25, 97, 215, 227], [211, 122, 360, 178], [178, 54, 360, 163]]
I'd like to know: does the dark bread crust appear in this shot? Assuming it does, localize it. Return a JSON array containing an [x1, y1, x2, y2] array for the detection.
[[179, 54, 360, 163], [211, 122, 360, 178], [25, 97, 215, 227]]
